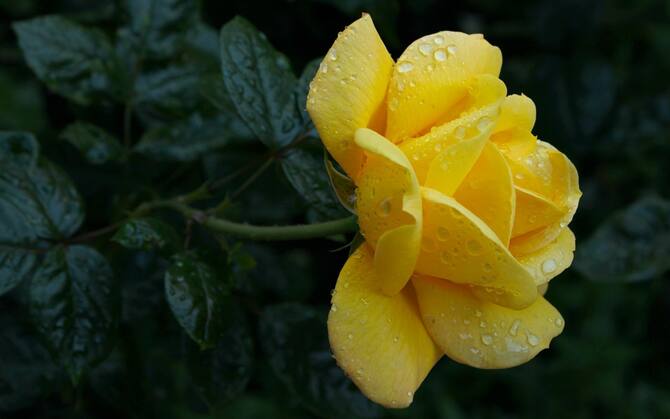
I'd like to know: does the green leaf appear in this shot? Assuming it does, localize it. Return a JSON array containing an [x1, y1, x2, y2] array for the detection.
[[135, 113, 249, 161], [134, 66, 203, 118], [29, 245, 118, 384], [0, 135, 84, 296], [259, 303, 382, 419], [112, 218, 180, 253], [0, 131, 39, 164], [186, 298, 253, 406], [0, 308, 58, 412], [120, 0, 199, 60], [281, 145, 349, 221], [165, 252, 228, 348], [13, 16, 121, 105], [60, 122, 123, 165], [575, 196, 670, 282], [325, 154, 357, 214], [220, 16, 300, 148]]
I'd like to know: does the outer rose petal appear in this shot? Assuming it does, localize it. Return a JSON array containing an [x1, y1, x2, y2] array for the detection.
[[517, 228, 575, 285], [306, 14, 393, 179], [492, 94, 536, 134], [415, 187, 537, 309], [328, 245, 442, 408], [454, 142, 515, 245], [355, 128, 422, 295], [412, 275, 564, 369], [385, 32, 502, 142]]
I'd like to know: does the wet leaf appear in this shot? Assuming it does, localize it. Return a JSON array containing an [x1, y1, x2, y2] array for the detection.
[[29, 245, 118, 384], [165, 252, 228, 348], [576, 196, 670, 282], [61, 122, 123, 165]]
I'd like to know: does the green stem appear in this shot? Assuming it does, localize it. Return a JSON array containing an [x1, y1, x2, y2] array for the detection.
[[142, 201, 357, 241]]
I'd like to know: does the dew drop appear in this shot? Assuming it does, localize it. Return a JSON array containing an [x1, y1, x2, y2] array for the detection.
[[419, 43, 433, 55], [397, 62, 414, 73], [436, 227, 450, 241], [555, 318, 564, 328], [347, 333, 353, 340], [475, 310, 482, 317], [477, 117, 492, 132], [470, 347, 480, 355], [320, 63, 328, 73], [466, 240, 483, 255], [422, 237, 437, 252], [434, 35, 444, 45], [527, 333, 540, 347], [542, 259, 557, 274], [393, 336, 399, 343], [481, 335, 493, 345], [329, 50, 337, 61], [447, 44, 457, 56], [377, 197, 392, 217], [439, 251, 450, 264], [331, 304, 338, 312], [509, 319, 520, 336], [433, 49, 447, 62], [454, 126, 466, 139]]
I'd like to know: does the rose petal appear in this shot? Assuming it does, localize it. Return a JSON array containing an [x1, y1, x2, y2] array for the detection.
[[329, 245, 442, 408]]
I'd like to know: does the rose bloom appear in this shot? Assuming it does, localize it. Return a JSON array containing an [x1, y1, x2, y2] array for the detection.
[[307, 15, 581, 408]]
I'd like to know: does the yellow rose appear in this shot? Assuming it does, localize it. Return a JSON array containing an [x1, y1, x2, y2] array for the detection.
[[307, 15, 581, 408]]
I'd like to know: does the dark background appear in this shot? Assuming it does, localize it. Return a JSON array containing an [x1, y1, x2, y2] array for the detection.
[[1, 0, 670, 418]]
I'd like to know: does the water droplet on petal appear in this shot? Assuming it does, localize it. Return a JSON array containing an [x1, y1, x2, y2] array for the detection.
[[509, 319, 520, 336], [331, 304, 338, 312], [434, 35, 444, 45], [434, 49, 447, 62], [397, 62, 414, 73], [481, 335, 493, 345], [555, 318, 564, 328], [377, 197, 392, 217], [436, 227, 450, 241], [329, 50, 337, 61], [419, 43, 433, 55], [477, 117, 492, 132], [527, 333, 539, 346], [447, 44, 457, 56], [466, 240, 483, 255], [542, 259, 557, 274]]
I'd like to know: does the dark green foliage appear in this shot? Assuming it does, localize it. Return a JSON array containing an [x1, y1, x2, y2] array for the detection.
[[112, 217, 180, 253], [29, 245, 117, 384], [576, 197, 670, 282], [1, 0, 670, 418], [220, 17, 302, 148], [61, 122, 124, 165], [13, 16, 122, 104], [165, 252, 228, 348]]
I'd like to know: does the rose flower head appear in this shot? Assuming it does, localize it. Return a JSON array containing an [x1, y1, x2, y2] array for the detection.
[[307, 14, 581, 408]]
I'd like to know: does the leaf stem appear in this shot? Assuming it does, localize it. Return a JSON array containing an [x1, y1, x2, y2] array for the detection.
[[140, 201, 357, 241]]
